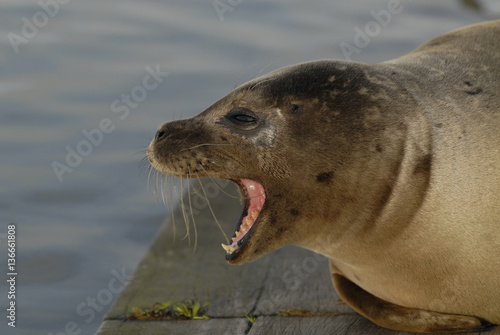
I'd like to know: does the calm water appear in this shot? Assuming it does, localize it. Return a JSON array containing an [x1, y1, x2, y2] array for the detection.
[[0, 1, 494, 334]]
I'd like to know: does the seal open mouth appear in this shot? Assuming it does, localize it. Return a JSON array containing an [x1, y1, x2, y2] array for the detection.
[[221, 179, 266, 259]]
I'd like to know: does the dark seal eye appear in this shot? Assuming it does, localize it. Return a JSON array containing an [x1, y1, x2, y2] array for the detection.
[[232, 114, 256, 123], [226, 107, 258, 125]]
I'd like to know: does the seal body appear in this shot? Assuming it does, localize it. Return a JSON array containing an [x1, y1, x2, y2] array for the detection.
[[148, 20, 500, 333]]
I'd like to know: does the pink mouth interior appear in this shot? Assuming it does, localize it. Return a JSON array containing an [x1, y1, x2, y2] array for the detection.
[[231, 179, 266, 247]]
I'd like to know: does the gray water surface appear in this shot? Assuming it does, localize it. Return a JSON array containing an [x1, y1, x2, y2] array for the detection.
[[0, 1, 493, 334]]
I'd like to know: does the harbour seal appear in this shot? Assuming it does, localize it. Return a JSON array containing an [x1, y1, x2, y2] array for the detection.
[[147, 20, 500, 333]]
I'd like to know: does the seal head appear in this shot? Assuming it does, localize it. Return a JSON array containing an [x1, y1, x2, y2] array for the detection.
[[148, 60, 415, 264]]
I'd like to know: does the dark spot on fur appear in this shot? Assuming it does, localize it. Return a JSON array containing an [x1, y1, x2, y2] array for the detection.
[[290, 208, 300, 216], [465, 87, 482, 95], [413, 155, 432, 175], [376, 143, 383, 152], [316, 171, 334, 183], [434, 123, 443, 128], [270, 213, 278, 226], [464, 81, 482, 95], [277, 227, 287, 234], [290, 104, 303, 115], [220, 136, 228, 142]]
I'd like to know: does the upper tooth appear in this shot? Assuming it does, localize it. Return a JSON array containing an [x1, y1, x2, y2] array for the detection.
[[246, 217, 253, 225], [221, 243, 237, 254], [251, 210, 259, 219]]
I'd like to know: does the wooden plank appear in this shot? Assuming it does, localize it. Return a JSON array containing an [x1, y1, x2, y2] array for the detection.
[[248, 316, 499, 335], [251, 247, 353, 315], [249, 315, 387, 335], [96, 318, 250, 335]]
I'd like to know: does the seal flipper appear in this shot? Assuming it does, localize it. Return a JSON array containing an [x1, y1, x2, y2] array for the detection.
[[330, 270, 494, 333]]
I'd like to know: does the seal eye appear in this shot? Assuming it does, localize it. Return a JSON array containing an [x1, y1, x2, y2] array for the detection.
[[233, 114, 256, 123], [226, 107, 258, 125]]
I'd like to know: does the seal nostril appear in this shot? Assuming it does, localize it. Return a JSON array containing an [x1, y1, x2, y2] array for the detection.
[[155, 130, 166, 140]]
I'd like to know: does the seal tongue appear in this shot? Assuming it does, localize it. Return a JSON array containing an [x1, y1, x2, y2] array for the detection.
[[239, 179, 265, 210], [221, 179, 265, 254]]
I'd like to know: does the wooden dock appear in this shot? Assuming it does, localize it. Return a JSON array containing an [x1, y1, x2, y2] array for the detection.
[[96, 179, 499, 335]]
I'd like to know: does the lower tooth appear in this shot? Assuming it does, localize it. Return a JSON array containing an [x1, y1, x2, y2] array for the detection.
[[221, 243, 237, 254], [251, 210, 259, 219]]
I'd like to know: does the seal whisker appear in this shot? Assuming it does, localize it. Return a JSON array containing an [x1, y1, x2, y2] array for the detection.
[[187, 175, 224, 202], [168, 174, 177, 241], [156, 170, 163, 205], [234, 63, 258, 89], [195, 172, 229, 245], [138, 156, 151, 177], [151, 169, 161, 206], [180, 143, 231, 152], [178, 175, 191, 243], [146, 162, 154, 194], [187, 168, 198, 253], [248, 77, 273, 91], [252, 57, 281, 81], [179, 130, 197, 146], [198, 164, 240, 200], [132, 148, 148, 158], [157, 170, 164, 206], [189, 181, 208, 200], [160, 171, 168, 209], [139, 163, 152, 178]]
